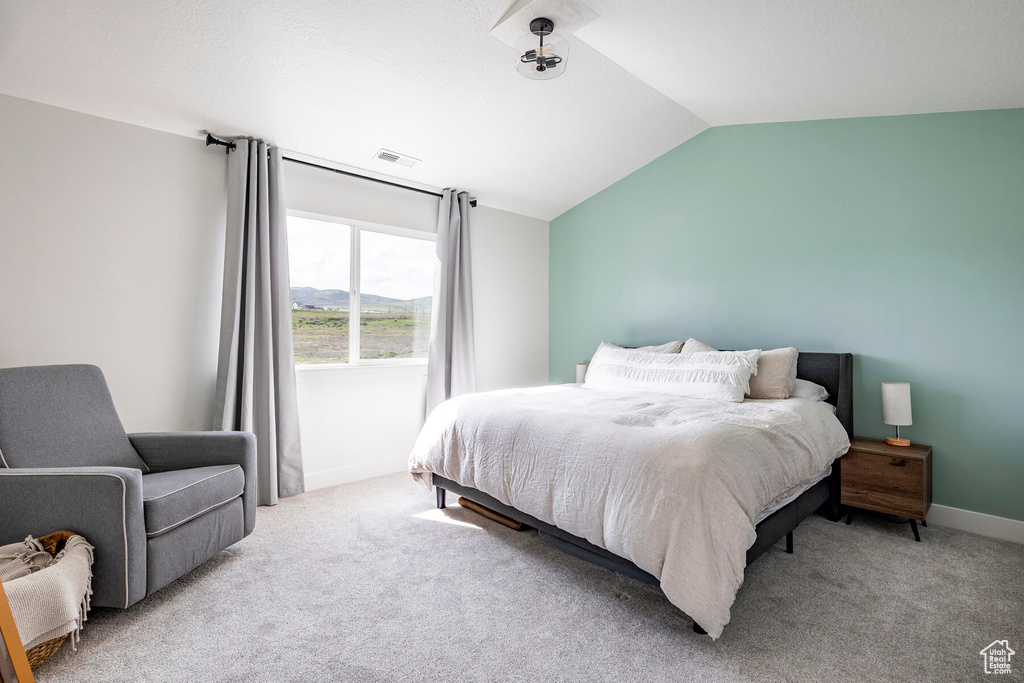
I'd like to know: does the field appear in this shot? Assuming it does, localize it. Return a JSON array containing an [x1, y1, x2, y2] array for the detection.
[[291, 309, 430, 364]]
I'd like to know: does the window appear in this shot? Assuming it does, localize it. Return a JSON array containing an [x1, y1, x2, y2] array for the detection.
[[287, 213, 435, 365]]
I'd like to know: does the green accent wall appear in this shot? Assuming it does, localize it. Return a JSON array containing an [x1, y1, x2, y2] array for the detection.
[[549, 109, 1024, 522]]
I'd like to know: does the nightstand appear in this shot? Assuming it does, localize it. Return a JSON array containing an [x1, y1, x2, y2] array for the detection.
[[841, 437, 932, 541]]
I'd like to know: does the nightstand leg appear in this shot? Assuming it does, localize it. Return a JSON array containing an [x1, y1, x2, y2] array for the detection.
[[845, 510, 854, 525], [920, 519, 927, 527], [436, 487, 446, 509], [910, 519, 921, 542], [785, 531, 794, 554]]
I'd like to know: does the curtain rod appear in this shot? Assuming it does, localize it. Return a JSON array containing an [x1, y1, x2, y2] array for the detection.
[[205, 134, 476, 207]]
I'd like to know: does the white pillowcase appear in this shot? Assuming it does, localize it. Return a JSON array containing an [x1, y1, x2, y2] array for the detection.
[[681, 338, 717, 355], [792, 379, 829, 402], [604, 340, 683, 353], [585, 342, 760, 402], [682, 339, 797, 400]]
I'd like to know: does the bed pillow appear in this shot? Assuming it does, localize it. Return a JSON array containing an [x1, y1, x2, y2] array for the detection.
[[682, 339, 798, 399], [792, 378, 829, 401], [603, 340, 683, 353], [747, 347, 799, 399], [585, 344, 760, 402], [681, 338, 717, 354]]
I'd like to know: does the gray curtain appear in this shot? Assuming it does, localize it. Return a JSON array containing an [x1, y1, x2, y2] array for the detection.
[[214, 139, 304, 505], [426, 190, 476, 414]]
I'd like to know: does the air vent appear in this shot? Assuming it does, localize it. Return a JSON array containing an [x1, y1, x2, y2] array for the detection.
[[375, 149, 421, 168]]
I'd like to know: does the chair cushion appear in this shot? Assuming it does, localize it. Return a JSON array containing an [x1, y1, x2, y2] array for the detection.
[[0, 365, 149, 471], [142, 465, 244, 538]]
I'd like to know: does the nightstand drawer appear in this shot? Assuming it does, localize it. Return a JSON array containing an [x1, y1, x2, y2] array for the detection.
[[841, 449, 926, 518]]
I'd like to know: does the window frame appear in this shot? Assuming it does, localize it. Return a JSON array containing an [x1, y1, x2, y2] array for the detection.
[[287, 209, 436, 368]]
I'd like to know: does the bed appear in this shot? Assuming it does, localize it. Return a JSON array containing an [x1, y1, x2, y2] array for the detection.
[[410, 352, 853, 638]]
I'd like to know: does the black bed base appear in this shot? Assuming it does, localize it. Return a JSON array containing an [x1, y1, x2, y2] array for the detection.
[[433, 468, 840, 632], [434, 472, 838, 578]]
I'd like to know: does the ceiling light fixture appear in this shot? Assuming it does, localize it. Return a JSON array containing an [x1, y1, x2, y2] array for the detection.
[[516, 17, 568, 80]]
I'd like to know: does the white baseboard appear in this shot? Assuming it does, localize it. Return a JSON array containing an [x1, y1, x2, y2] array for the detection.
[[928, 504, 1024, 544], [304, 456, 408, 492]]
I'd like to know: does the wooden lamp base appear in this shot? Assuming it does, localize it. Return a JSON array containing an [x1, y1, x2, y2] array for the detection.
[[886, 436, 911, 447]]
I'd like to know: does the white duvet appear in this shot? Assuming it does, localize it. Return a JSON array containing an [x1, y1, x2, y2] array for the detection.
[[409, 385, 850, 638]]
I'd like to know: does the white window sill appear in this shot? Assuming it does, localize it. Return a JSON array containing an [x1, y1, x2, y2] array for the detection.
[[295, 362, 428, 383]]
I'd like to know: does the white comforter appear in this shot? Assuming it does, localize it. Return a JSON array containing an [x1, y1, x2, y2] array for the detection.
[[409, 385, 850, 638]]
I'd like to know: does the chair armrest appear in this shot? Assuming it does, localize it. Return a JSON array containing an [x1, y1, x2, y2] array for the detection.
[[0, 467, 147, 608], [129, 432, 257, 536]]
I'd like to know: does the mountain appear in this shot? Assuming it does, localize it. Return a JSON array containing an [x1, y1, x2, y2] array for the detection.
[[291, 286, 430, 312], [291, 286, 350, 307]]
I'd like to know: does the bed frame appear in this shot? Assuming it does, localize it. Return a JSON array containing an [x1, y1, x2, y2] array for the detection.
[[431, 352, 853, 633]]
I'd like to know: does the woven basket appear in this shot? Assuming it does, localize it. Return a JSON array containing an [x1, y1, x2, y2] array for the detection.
[[22, 530, 79, 670], [26, 633, 69, 670]]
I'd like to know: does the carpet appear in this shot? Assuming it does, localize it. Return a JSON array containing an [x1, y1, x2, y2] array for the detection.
[[36, 472, 1024, 682]]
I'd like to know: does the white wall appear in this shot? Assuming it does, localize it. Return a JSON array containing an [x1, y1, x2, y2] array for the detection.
[[284, 157, 438, 234], [0, 94, 227, 432], [285, 165, 549, 490], [0, 94, 549, 492], [471, 205, 549, 392]]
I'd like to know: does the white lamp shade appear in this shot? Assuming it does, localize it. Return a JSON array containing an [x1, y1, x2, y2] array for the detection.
[[576, 363, 589, 383], [881, 382, 912, 426]]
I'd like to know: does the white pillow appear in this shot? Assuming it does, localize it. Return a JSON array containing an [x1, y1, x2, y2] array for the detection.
[[681, 338, 716, 354], [682, 339, 798, 399], [604, 340, 683, 353], [585, 343, 760, 402], [792, 379, 829, 402]]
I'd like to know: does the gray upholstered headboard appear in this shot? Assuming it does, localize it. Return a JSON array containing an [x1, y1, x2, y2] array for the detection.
[[795, 351, 852, 521], [795, 352, 854, 438]]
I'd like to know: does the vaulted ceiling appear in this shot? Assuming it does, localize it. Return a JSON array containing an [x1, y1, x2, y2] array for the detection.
[[2, 1, 1021, 220]]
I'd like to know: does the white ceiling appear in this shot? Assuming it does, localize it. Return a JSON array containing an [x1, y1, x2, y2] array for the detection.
[[0, 1, 705, 220], [1, 1, 1021, 220], [578, 0, 1024, 125]]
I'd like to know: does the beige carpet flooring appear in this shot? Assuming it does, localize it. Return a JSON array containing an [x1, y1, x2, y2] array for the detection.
[[36, 472, 1024, 682]]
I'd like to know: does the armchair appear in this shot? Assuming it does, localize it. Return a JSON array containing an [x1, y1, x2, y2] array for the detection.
[[0, 365, 256, 608]]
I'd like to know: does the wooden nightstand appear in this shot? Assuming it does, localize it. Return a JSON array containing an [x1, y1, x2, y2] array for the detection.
[[841, 437, 932, 541]]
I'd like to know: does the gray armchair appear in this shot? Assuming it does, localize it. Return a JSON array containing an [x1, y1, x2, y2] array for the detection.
[[0, 365, 256, 608]]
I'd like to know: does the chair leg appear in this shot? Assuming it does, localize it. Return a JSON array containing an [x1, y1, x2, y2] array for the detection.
[[436, 487, 446, 509], [785, 531, 794, 554]]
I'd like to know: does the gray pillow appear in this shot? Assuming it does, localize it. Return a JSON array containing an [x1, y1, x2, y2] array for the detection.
[[747, 347, 799, 399]]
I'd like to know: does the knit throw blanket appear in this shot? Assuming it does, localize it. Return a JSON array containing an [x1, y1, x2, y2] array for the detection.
[[0, 535, 94, 649]]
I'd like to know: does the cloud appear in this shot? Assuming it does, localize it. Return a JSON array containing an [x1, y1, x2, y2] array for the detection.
[[287, 215, 437, 301]]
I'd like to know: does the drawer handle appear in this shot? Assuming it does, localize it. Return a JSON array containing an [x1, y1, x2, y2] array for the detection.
[[890, 459, 907, 467]]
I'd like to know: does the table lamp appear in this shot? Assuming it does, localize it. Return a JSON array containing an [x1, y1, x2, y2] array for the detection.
[[882, 382, 912, 446]]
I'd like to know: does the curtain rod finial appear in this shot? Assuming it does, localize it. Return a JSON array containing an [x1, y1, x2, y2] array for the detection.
[[205, 133, 236, 152]]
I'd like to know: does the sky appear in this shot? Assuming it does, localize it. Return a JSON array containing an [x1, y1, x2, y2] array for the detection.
[[287, 215, 437, 301]]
